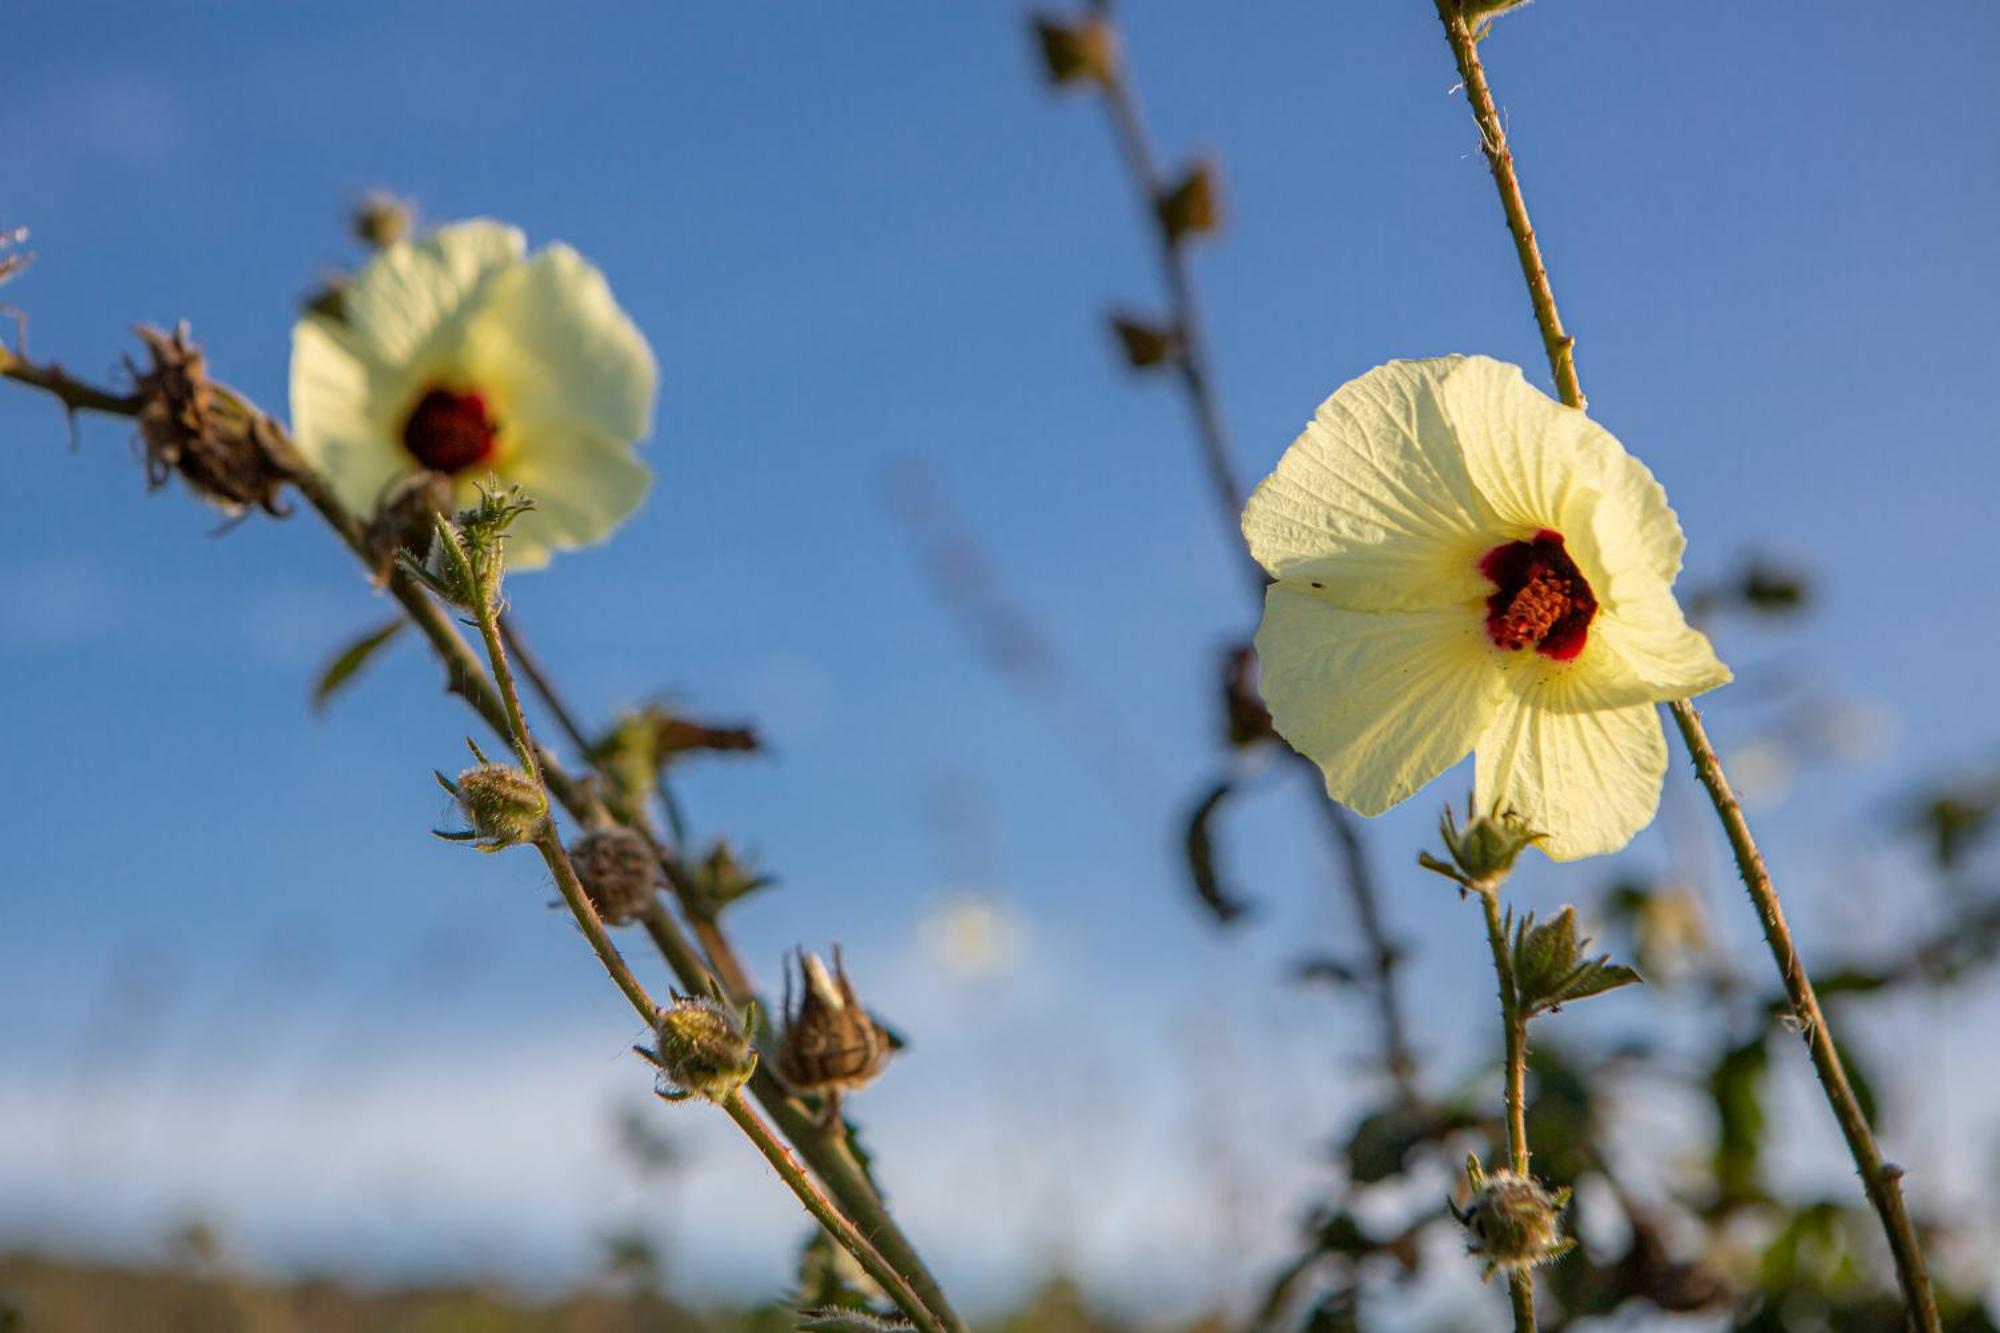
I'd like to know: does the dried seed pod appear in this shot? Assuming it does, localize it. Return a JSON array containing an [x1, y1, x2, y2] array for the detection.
[[1031, 16, 1116, 87], [569, 825, 658, 926], [779, 947, 895, 1101], [131, 323, 289, 517]]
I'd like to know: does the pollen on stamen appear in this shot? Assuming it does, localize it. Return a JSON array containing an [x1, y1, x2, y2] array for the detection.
[[402, 386, 498, 473], [1480, 529, 1597, 661]]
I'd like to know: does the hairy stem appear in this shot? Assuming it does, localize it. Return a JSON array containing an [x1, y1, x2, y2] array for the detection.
[[722, 1092, 948, 1333], [475, 588, 953, 1333], [1081, 0, 1418, 1096], [1477, 886, 1535, 1332], [1430, 7, 1937, 1327], [2, 350, 969, 1333]]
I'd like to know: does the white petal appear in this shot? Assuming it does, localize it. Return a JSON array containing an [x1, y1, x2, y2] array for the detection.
[[489, 421, 652, 571], [1438, 356, 1613, 537], [461, 243, 657, 446], [1593, 587, 1732, 699], [342, 220, 525, 368], [1255, 584, 1502, 816], [1474, 665, 1668, 861], [1242, 357, 1500, 611], [288, 317, 413, 513]]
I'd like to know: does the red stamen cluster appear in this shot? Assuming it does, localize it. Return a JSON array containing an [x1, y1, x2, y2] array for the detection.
[[402, 387, 497, 473], [1480, 529, 1596, 661]]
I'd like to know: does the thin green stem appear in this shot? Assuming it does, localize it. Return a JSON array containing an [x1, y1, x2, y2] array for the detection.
[[1476, 885, 1535, 1332], [1430, 7, 1938, 1328], [722, 1092, 949, 1333]]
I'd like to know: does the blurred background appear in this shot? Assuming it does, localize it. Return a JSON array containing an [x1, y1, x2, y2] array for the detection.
[[4, 2, 1998, 1328]]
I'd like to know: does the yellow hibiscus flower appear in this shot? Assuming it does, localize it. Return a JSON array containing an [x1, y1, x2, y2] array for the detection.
[[1243, 356, 1729, 859], [290, 219, 656, 570]]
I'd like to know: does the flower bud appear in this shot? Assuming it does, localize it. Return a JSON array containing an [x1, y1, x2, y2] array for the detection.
[[1420, 804, 1544, 891], [1110, 313, 1178, 370], [1451, 1155, 1573, 1279], [351, 192, 412, 250], [131, 323, 289, 517], [1031, 16, 1116, 87], [779, 948, 895, 1100], [442, 761, 546, 850], [642, 995, 760, 1103], [1511, 905, 1640, 1018], [569, 825, 658, 926], [1155, 161, 1221, 242]]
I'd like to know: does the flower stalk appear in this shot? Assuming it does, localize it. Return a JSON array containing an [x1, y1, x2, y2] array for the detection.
[[0, 345, 967, 1333], [454, 515, 951, 1333], [1428, 5, 1938, 1327]]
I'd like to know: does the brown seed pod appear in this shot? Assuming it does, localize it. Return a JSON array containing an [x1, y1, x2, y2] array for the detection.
[[131, 323, 289, 517], [778, 947, 895, 1100], [569, 825, 658, 926]]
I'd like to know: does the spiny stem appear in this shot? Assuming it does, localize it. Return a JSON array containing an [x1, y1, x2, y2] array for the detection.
[[1079, 0, 1418, 1097], [2, 349, 970, 1333], [1431, 7, 1937, 1327], [475, 591, 953, 1333], [1671, 700, 1937, 1330], [722, 1091, 949, 1333], [1476, 885, 1534, 1332]]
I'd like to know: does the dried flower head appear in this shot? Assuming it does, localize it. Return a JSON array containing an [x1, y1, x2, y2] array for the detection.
[[569, 825, 658, 925], [436, 748, 546, 851], [131, 323, 289, 517], [640, 993, 760, 1104], [779, 948, 895, 1110], [1450, 1155, 1574, 1280]]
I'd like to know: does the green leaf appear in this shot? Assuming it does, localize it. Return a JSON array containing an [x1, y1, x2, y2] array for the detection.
[[1709, 1035, 1769, 1208], [1514, 906, 1642, 1017], [310, 617, 405, 714]]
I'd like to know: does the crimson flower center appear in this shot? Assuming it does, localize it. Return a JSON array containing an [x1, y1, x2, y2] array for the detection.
[[402, 386, 497, 473], [1480, 529, 1597, 662]]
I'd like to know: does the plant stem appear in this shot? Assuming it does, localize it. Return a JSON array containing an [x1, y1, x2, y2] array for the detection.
[[1670, 701, 1937, 1329], [474, 589, 955, 1333], [1476, 885, 1535, 1332], [722, 1091, 949, 1333], [1430, 7, 1938, 1327], [1080, 0, 1418, 1096], [1, 351, 970, 1333]]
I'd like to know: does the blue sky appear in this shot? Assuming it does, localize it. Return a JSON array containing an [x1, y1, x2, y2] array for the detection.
[[3, 0, 1998, 1313]]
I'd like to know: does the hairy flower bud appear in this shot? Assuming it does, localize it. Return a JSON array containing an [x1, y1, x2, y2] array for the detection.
[[1420, 803, 1545, 891], [779, 948, 895, 1106], [440, 760, 546, 850], [642, 995, 760, 1103], [131, 323, 289, 517], [1451, 1155, 1573, 1279], [569, 825, 658, 926]]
